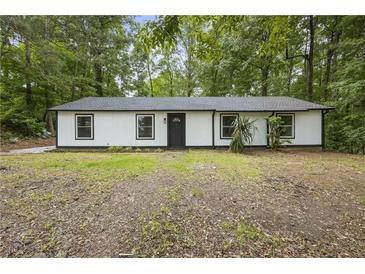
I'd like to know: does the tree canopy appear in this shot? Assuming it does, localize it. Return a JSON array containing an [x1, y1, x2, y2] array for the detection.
[[0, 16, 364, 153]]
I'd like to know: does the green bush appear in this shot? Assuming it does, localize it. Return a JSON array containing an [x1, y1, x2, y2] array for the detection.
[[0, 111, 45, 137], [266, 117, 291, 149], [229, 116, 256, 153]]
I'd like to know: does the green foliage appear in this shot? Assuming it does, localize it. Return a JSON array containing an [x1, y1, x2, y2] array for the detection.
[[266, 117, 292, 149], [0, 15, 364, 153], [230, 116, 256, 153], [0, 109, 45, 137], [191, 187, 204, 198], [106, 146, 134, 153]]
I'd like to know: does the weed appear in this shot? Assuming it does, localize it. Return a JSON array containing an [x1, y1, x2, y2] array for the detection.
[[141, 218, 178, 256], [235, 223, 263, 243], [166, 186, 182, 204], [43, 221, 56, 231], [29, 192, 54, 203], [191, 187, 204, 198], [107, 146, 125, 153]]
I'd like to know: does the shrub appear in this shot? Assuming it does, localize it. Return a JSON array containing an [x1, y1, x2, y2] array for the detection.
[[107, 146, 126, 152], [0, 111, 45, 137], [229, 116, 256, 153], [266, 117, 291, 149]]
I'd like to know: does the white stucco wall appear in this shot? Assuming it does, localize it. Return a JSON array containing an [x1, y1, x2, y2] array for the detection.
[[214, 112, 270, 146], [57, 110, 322, 147], [57, 111, 213, 147], [286, 110, 322, 145]]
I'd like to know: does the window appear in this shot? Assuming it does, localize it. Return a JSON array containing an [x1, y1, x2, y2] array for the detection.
[[75, 114, 93, 140], [136, 114, 155, 139], [277, 113, 295, 139], [220, 114, 238, 139]]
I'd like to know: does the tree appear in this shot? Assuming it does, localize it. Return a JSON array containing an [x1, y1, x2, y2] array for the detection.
[[1, 15, 364, 154]]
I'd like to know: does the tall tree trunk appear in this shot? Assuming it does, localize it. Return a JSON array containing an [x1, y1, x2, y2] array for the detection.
[[165, 55, 174, 96], [43, 84, 55, 135], [71, 58, 78, 100], [261, 66, 269, 96], [186, 53, 193, 97], [185, 27, 194, 97], [211, 66, 219, 96], [146, 57, 154, 97], [24, 37, 32, 110], [94, 61, 103, 96], [323, 16, 341, 101], [307, 16, 315, 101], [287, 59, 294, 95], [169, 71, 173, 97], [47, 111, 55, 136]]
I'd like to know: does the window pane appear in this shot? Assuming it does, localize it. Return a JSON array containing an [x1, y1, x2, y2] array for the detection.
[[222, 116, 237, 126], [78, 127, 92, 138], [138, 126, 152, 138], [77, 116, 91, 127], [138, 116, 152, 127], [223, 127, 234, 138], [279, 115, 293, 126], [281, 126, 292, 137]]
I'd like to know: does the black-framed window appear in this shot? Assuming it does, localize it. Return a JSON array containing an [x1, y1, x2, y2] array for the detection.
[[220, 113, 238, 139], [75, 114, 94, 140], [277, 113, 295, 139], [136, 114, 155, 140]]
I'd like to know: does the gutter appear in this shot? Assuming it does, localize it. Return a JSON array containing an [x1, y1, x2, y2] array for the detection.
[[212, 110, 216, 149], [266, 112, 275, 148], [321, 109, 330, 151]]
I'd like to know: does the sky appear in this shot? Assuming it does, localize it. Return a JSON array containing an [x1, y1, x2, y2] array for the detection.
[[135, 15, 156, 24]]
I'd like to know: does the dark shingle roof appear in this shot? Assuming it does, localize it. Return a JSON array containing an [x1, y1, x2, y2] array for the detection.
[[49, 96, 333, 112]]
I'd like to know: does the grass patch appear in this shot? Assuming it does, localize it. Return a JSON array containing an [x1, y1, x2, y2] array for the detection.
[[359, 196, 365, 206], [167, 150, 261, 180], [136, 205, 179, 257], [342, 158, 365, 172], [28, 192, 54, 203], [220, 221, 264, 244], [235, 223, 264, 243], [1, 153, 160, 182], [191, 187, 204, 198], [166, 186, 183, 204], [220, 221, 278, 245]]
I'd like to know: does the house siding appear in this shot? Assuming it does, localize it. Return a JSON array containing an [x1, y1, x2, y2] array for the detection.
[[214, 112, 270, 146], [57, 110, 322, 148]]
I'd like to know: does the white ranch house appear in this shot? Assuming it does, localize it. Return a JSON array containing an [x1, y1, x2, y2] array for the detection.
[[49, 96, 333, 149]]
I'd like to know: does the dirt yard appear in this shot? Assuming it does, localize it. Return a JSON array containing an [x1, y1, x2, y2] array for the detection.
[[0, 149, 364, 257], [0, 137, 56, 152]]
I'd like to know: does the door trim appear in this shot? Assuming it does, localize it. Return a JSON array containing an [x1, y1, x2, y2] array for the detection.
[[167, 113, 186, 148]]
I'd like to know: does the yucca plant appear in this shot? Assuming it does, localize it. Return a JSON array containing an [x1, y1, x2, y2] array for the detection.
[[229, 116, 257, 153]]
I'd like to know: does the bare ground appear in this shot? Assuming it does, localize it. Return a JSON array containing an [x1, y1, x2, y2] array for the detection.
[[0, 149, 364, 257], [0, 137, 56, 152]]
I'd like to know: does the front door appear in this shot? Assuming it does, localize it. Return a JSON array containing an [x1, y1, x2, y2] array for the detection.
[[168, 113, 185, 148]]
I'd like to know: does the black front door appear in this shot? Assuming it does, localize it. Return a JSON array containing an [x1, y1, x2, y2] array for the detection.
[[168, 113, 186, 148]]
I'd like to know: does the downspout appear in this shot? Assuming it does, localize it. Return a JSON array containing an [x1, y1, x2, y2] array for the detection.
[[266, 112, 275, 148], [56, 111, 58, 148], [322, 109, 329, 151], [212, 110, 216, 149]]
